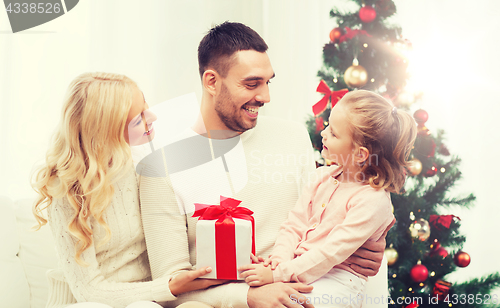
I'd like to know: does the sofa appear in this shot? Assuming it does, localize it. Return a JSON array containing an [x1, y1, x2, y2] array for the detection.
[[0, 196, 58, 308], [0, 195, 389, 308]]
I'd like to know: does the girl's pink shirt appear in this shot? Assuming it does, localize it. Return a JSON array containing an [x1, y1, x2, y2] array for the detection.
[[271, 164, 395, 284]]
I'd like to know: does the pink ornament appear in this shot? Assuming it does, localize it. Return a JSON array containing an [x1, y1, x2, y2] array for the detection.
[[359, 6, 377, 23]]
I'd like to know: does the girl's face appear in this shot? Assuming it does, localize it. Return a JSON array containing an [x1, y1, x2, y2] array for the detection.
[[124, 86, 157, 146], [320, 102, 355, 166]]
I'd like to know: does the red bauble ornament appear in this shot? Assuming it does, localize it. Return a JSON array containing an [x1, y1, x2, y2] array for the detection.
[[359, 5, 377, 23], [454, 251, 471, 267], [410, 264, 429, 283], [430, 247, 448, 259], [414, 109, 429, 126], [329, 27, 344, 43]]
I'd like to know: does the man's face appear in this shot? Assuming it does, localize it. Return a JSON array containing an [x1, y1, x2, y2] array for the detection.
[[214, 50, 275, 133]]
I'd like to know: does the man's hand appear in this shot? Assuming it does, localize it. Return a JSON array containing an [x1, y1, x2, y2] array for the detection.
[[169, 267, 227, 296], [239, 263, 274, 286], [247, 282, 315, 308], [346, 218, 395, 277]]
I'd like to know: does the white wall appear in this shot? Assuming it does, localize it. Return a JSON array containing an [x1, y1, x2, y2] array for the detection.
[[1, 0, 499, 294]]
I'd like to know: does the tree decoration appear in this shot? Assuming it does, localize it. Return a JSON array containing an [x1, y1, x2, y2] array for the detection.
[[413, 109, 429, 126], [344, 59, 368, 88], [454, 251, 471, 267], [409, 218, 431, 241], [408, 158, 422, 176], [338, 27, 372, 44], [430, 246, 448, 259], [359, 5, 377, 23], [315, 117, 324, 133], [424, 163, 437, 177], [385, 246, 399, 266], [431, 279, 452, 301], [429, 239, 440, 251], [405, 301, 420, 308], [417, 125, 430, 136], [410, 262, 429, 283], [313, 80, 349, 116], [329, 27, 344, 43], [429, 214, 460, 230]]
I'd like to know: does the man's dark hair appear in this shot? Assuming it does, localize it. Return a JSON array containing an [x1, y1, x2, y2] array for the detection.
[[198, 21, 268, 78]]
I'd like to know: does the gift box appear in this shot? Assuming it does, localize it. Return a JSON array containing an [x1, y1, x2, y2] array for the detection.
[[193, 196, 255, 280]]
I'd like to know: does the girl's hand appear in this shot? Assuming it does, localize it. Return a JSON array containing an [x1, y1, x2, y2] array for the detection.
[[263, 258, 280, 270], [250, 253, 265, 264], [169, 267, 227, 296], [238, 263, 274, 287]]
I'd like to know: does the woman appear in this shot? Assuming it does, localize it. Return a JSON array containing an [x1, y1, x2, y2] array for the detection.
[[32, 72, 218, 308]]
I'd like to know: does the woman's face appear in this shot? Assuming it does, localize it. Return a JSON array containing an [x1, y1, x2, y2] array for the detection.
[[124, 86, 157, 146]]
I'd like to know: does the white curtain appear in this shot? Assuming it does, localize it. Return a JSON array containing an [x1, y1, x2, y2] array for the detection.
[[1, 0, 500, 290], [0, 0, 337, 199]]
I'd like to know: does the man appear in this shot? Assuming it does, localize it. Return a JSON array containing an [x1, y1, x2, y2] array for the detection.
[[139, 22, 388, 308]]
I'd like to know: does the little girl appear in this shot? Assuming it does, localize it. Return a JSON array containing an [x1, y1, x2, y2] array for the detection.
[[239, 90, 417, 308]]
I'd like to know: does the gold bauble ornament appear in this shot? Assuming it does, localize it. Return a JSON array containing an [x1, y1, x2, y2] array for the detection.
[[409, 218, 431, 241], [408, 158, 422, 176], [344, 62, 368, 88], [385, 247, 399, 266]]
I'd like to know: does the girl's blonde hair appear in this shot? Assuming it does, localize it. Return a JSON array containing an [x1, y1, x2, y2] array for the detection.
[[32, 72, 137, 265], [340, 90, 417, 193]]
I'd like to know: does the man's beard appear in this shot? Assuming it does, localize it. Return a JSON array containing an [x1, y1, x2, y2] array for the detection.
[[215, 83, 258, 133]]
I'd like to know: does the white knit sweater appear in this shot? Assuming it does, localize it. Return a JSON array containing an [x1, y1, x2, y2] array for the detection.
[[138, 116, 317, 308], [45, 164, 175, 308]]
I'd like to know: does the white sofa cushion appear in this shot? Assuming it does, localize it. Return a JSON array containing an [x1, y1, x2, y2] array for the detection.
[[0, 196, 31, 308], [16, 198, 58, 308], [0, 196, 58, 308]]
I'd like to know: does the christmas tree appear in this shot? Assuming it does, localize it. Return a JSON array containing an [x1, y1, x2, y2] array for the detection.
[[306, 1, 500, 307]]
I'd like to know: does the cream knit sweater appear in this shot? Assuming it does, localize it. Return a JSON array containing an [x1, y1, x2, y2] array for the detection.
[[45, 164, 175, 308], [138, 116, 317, 308]]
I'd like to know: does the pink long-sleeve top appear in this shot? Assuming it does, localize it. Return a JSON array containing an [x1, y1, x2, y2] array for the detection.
[[271, 165, 395, 284]]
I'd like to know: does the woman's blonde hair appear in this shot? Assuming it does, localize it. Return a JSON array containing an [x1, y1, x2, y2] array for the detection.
[[340, 90, 417, 193], [32, 72, 137, 265]]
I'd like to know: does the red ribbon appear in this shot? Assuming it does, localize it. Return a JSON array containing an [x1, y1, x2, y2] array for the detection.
[[193, 196, 255, 279], [313, 80, 348, 116], [338, 27, 372, 44], [429, 214, 460, 230]]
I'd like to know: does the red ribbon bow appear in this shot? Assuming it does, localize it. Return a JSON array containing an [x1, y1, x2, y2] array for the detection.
[[313, 80, 348, 116], [429, 214, 460, 230], [338, 27, 372, 44], [193, 196, 255, 279]]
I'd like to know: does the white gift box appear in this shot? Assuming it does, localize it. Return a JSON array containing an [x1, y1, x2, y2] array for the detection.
[[196, 218, 253, 280]]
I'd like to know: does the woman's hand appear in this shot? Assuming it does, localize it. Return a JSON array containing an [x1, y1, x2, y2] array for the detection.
[[169, 267, 227, 296]]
